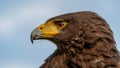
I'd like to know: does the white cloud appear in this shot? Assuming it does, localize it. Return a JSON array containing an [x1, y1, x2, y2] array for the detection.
[[17, 5, 57, 19], [0, 4, 58, 36], [9, 4, 58, 23], [0, 18, 14, 36]]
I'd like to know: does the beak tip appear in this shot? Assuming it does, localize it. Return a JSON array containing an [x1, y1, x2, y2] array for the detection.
[[30, 27, 42, 44], [30, 33, 34, 44], [31, 40, 34, 44]]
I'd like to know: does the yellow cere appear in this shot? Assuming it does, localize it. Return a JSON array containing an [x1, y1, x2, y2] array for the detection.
[[38, 19, 68, 37]]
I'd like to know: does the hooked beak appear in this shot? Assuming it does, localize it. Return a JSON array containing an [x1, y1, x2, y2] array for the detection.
[[30, 28, 43, 43], [30, 20, 67, 44]]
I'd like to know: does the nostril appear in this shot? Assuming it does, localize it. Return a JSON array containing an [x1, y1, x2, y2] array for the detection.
[[40, 27, 43, 30]]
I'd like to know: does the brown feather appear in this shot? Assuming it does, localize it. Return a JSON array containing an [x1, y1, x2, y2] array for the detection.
[[40, 11, 120, 68]]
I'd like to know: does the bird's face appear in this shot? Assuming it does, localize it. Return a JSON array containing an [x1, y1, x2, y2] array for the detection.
[[30, 19, 68, 43]]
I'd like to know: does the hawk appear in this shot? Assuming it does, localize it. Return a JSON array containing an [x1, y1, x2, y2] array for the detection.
[[31, 11, 120, 68]]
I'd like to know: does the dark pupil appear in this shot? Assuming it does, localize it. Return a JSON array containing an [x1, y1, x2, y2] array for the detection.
[[58, 22, 64, 27], [55, 21, 64, 27]]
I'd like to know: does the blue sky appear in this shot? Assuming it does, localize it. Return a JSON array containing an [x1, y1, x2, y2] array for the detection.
[[0, 0, 120, 68]]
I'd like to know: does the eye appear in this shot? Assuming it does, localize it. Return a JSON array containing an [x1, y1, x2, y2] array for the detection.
[[57, 22, 64, 27], [55, 21, 64, 27]]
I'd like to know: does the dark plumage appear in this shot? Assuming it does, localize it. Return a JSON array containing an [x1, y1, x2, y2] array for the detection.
[[31, 11, 120, 68]]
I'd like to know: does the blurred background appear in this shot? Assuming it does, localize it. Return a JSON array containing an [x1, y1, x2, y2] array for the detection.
[[0, 0, 120, 68]]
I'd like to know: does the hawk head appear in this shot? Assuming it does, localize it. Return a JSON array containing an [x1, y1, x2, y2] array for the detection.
[[30, 11, 120, 68], [30, 11, 115, 49]]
